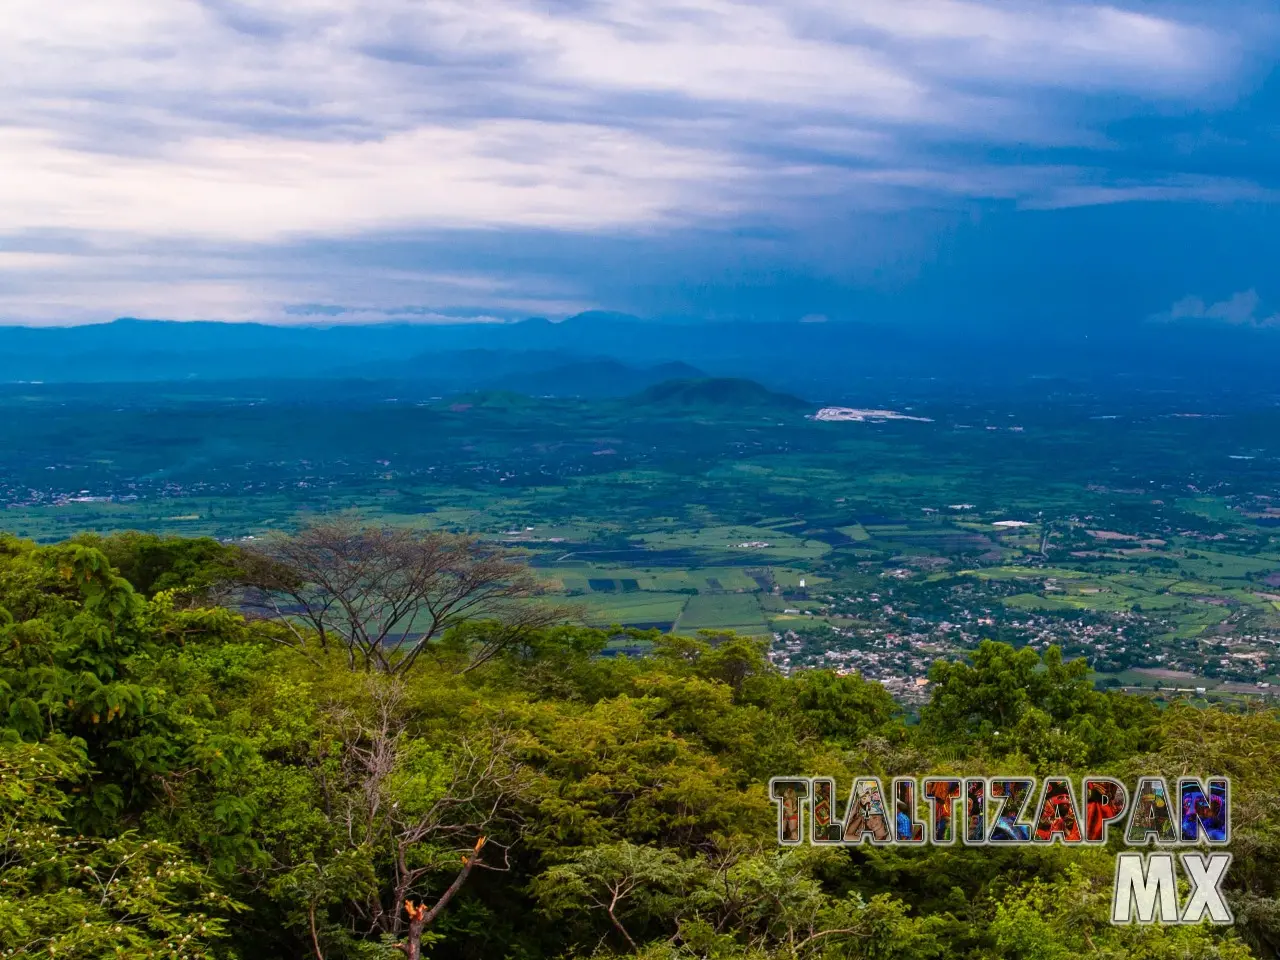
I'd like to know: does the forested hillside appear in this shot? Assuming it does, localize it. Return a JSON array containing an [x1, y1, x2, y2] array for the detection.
[[3, 530, 1278, 959]]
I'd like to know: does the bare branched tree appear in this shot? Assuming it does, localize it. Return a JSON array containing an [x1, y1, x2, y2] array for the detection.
[[238, 520, 566, 674], [311, 681, 530, 960]]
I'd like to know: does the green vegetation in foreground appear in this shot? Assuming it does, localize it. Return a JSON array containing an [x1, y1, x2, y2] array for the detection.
[[3, 530, 1280, 959]]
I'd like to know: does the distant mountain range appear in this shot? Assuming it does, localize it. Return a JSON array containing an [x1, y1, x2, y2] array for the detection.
[[327, 348, 704, 398], [2, 313, 1278, 402]]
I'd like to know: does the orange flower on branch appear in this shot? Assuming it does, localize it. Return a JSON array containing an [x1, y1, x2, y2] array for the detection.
[[404, 900, 427, 923]]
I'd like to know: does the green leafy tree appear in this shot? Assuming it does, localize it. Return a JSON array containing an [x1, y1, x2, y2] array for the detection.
[[0, 736, 240, 959], [992, 863, 1254, 960], [534, 841, 702, 950], [70, 532, 241, 601], [921, 641, 1158, 767]]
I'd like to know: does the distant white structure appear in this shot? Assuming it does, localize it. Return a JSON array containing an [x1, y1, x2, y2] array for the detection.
[[948, 503, 976, 510], [811, 407, 933, 422], [992, 520, 1032, 528]]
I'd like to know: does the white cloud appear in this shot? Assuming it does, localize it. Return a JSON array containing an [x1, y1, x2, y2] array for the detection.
[[0, 122, 743, 243], [1020, 177, 1276, 210], [10, 0, 1216, 139], [0, 2, 1247, 229], [0, 242, 594, 324], [813, 1, 1226, 93], [0, 0, 1267, 321], [1160, 289, 1280, 327]]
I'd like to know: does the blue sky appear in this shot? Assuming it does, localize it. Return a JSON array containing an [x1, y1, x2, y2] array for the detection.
[[0, 0, 1277, 328]]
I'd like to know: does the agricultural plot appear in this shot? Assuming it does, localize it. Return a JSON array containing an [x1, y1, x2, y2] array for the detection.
[[542, 565, 761, 594], [963, 566, 1088, 584], [674, 593, 769, 636], [1003, 593, 1080, 612], [572, 592, 690, 630], [636, 525, 830, 562], [1176, 550, 1278, 580], [835, 523, 871, 541]]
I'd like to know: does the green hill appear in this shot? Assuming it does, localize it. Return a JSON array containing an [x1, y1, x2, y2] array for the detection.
[[504, 359, 704, 397], [628, 377, 809, 411]]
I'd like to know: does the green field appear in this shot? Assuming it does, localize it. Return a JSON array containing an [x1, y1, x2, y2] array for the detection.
[[674, 593, 769, 636], [573, 592, 692, 628]]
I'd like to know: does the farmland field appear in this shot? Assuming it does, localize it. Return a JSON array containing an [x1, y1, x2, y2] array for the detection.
[[675, 593, 769, 635]]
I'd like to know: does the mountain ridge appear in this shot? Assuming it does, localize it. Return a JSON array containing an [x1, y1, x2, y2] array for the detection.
[[3, 313, 1279, 398], [628, 377, 810, 411]]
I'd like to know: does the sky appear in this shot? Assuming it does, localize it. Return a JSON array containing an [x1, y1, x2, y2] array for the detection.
[[0, 0, 1277, 328]]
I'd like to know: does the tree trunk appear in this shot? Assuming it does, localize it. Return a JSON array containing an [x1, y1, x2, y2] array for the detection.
[[607, 889, 638, 951], [403, 913, 427, 960], [308, 903, 325, 960], [400, 837, 487, 958]]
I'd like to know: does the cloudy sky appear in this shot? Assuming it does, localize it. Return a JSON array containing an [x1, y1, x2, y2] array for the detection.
[[1, 0, 1277, 327]]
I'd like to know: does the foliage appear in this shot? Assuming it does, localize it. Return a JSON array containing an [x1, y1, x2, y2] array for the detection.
[[0, 735, 241, 958], [69, 531, 241, 601], [237, 521, 566, 675], [0, 534, 1274, 959], [921, 640, 1161, 768]]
